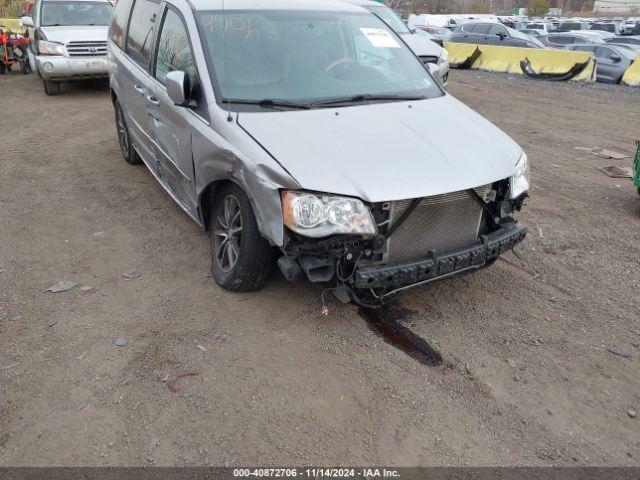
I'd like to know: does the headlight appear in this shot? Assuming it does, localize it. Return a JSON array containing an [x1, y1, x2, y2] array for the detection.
[[281, 190, 376, 238], [438, 48, 448, 64], [38, 41, 65, 56], [510, 152, 529, 199]]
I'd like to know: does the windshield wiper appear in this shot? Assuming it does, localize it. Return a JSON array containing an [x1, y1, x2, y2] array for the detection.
[[221, 98, 311, 110], [311, 93, 427, 107]]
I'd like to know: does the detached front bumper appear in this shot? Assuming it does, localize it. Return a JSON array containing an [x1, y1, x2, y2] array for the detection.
[[354, 222, 527, 290], [36, 55, 108, 81]]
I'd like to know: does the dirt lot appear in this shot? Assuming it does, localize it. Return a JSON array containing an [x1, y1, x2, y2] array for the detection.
[[1, 70, 639, 467]]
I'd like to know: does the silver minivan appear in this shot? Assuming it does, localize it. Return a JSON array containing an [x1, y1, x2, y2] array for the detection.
[[108, 0, 528, 306]]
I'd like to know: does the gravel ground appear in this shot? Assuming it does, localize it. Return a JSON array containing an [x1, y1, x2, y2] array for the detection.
[[1, 70, 639, 467]]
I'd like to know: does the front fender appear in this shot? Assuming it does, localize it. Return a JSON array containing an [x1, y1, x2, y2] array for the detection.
[[193, 124, 300, 247]]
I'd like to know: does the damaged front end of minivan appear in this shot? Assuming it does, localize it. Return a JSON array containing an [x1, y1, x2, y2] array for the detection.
[[277, 174, 528, 308]]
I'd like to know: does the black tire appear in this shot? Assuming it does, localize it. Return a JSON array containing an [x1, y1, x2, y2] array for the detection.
[[0, 62, 6, 75], [210, 184, 274, 292], [43, 79, 60, 95], [114, 99, 141, 165]]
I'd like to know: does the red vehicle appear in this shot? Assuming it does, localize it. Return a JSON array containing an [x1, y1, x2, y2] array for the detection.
[[0, 28, 31, 75]]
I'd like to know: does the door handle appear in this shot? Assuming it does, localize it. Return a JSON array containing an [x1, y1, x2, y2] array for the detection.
[[146, 95, 160, 106], [134, 84, 145, 94]]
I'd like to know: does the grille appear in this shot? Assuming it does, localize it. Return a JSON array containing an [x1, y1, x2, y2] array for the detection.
[[385, 185, 491, 264], [419, 55, 439, 65], [66, 41, 108, 57]]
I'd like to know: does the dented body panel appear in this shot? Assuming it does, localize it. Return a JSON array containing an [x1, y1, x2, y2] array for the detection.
[[191, 119, 300, 246]]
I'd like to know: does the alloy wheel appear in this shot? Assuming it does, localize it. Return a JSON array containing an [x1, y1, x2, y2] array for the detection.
[[214, 195, 243, 272], [116, 105, 130, 159]]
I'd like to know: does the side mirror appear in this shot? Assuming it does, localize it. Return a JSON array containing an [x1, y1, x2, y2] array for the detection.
[[21, 16, 34, 28], [610, 53, 621, 62], [497, 32, 507, 39], [166, 70, 190, 106]]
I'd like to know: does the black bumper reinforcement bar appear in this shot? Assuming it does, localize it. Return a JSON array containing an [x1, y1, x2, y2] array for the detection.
[[353, 222, 527, 290]]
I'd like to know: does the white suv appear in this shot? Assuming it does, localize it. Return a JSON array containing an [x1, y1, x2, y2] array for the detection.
[[22, 0, 112, 95]]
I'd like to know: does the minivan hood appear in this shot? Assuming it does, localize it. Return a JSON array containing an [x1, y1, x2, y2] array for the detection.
[[39, 25, 107, 44], [237, 95, 523, 202], [399, 32, 443, 57]]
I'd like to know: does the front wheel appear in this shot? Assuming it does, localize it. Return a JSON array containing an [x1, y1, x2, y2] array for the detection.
[[210, 184, 275, 292]]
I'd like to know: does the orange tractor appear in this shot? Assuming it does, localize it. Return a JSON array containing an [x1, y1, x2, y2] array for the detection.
[[0, 27, 31, 75]]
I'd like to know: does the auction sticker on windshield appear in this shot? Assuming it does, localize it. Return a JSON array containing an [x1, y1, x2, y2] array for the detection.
[[360, 28, 400, 48]]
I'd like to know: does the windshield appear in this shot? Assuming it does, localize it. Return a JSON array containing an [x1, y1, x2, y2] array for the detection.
[[197, 10, 442, 107], [614, 46, 639, 60], [366, 5, 410, 34], [41, 1, 112, 27]]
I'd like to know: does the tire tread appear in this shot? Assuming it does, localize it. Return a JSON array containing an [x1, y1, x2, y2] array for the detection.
[[211, 184, 274, 292]]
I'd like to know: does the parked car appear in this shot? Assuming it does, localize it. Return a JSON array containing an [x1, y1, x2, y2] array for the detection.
[[606, 36, 640, 46], [590, 22, 619, 34], [556, 21, 589, 32], [108, 0, 529, 306], [566, 44, 636, 83], [604, 43, 640, 55], [539, 33, 605, 48], [413, 25, 452, 46], [574, 29, 616, 39], [450, 22, 544, 48], [525, 22, 554, 33], [347, 0, 449, 87], [21, 0, 112, 95], [621, 18, 640, 35], [520, 28, 546, 38], [413, 27, 441, 44], [408, 13, 460, 31]]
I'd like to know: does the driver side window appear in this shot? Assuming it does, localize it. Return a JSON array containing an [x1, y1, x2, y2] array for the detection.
[[154, 8, 197, 86], [154, 7, 207, 118], [488, 24, 506, 36]]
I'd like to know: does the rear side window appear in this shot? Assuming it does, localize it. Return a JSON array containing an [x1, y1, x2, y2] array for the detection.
[[126, 0, 160, 69], [109, 0, 133, 49]]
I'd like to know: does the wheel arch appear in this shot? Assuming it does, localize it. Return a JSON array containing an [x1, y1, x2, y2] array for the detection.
[[198, 178, 284, 247], [200, 179, 244, 233]]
